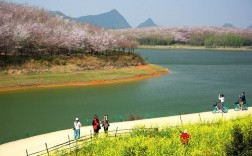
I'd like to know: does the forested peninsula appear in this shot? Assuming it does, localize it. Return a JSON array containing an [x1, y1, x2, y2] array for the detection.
[[0, 2, 169, 91]]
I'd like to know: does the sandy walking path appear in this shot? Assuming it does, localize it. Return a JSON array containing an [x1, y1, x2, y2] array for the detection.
[[0, 107, 251, 156]]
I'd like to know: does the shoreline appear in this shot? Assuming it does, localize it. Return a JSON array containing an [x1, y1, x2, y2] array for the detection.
[[0, 65, 168, 92], [0, 108, 251, 156], [139, 45, 252, 51]]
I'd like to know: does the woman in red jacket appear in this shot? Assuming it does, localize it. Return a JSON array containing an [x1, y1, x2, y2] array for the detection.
[[92, 114, 100, 135], [180, 129, 191, 145]]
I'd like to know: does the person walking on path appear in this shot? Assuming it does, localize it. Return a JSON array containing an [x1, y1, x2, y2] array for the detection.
[[73, 118, 81, 140], [92, 114, 100, 135], [102, 115, 110, 134], [180, 129, 191, 145]]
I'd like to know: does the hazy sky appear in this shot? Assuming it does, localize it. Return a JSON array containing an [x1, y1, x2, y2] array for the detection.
[[8, 0, 252, 28]]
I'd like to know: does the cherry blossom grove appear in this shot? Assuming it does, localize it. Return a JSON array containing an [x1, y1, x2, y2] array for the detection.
[[1, 1, 252, 58], [117, 26, 252, 45], [0, 1, 137, 56]]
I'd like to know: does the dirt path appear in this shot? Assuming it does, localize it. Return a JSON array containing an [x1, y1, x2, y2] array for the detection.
[[0, 108, 251, 156]]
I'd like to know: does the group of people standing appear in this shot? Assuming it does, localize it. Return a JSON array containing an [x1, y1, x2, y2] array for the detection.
[[92, 114, 110, 134], [73, 114, 110, 140]]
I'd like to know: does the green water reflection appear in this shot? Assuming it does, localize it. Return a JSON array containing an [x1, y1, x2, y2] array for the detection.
[[0, 49, 251, 144]]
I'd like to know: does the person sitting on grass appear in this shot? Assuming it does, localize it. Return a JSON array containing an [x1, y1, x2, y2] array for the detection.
[[180, 129, 191, 145]]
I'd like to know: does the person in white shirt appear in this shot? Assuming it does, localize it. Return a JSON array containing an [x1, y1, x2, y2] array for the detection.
[[74, 118, 81, 140], [217, 94, 225, 112]]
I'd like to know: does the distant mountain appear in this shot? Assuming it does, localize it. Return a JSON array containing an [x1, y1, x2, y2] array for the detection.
[[50, 9, 131, 29], [247, 25, 252, 29], [76, 9, 131, 29], [222, 23, 235, 28], [49, 11, 73, 20], [137, 18, 157, 28]]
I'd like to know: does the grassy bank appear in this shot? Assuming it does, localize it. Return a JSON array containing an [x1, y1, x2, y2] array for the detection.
[[0, 64, 168, 91], [139, 45, 252, 51], [54, 115, 252, 156]]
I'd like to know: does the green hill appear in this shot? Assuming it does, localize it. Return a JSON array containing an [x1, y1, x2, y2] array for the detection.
[[247, 25, 252, 30], [50, 9, 131, 29], [137, 18, 157, 28], [222, 23, 235, 28]]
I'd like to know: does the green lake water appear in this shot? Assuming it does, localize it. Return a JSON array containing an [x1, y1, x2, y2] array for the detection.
[[0, 49, 252, 144]]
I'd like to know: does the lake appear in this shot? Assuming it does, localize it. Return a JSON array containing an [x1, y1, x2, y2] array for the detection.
[[0, 49, 251, 144]]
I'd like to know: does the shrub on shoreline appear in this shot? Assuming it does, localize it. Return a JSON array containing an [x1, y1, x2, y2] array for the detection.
[[0, 52, 147, 74]]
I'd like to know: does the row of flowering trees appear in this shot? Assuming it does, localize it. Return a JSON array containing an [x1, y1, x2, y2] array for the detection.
[[0, 1, 137, 58], [117, 26, 252, 47], [1, 1, 251, 60]]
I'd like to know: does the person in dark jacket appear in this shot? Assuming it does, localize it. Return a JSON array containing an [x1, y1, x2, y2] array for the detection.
[[239, 92, 246, 109]]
